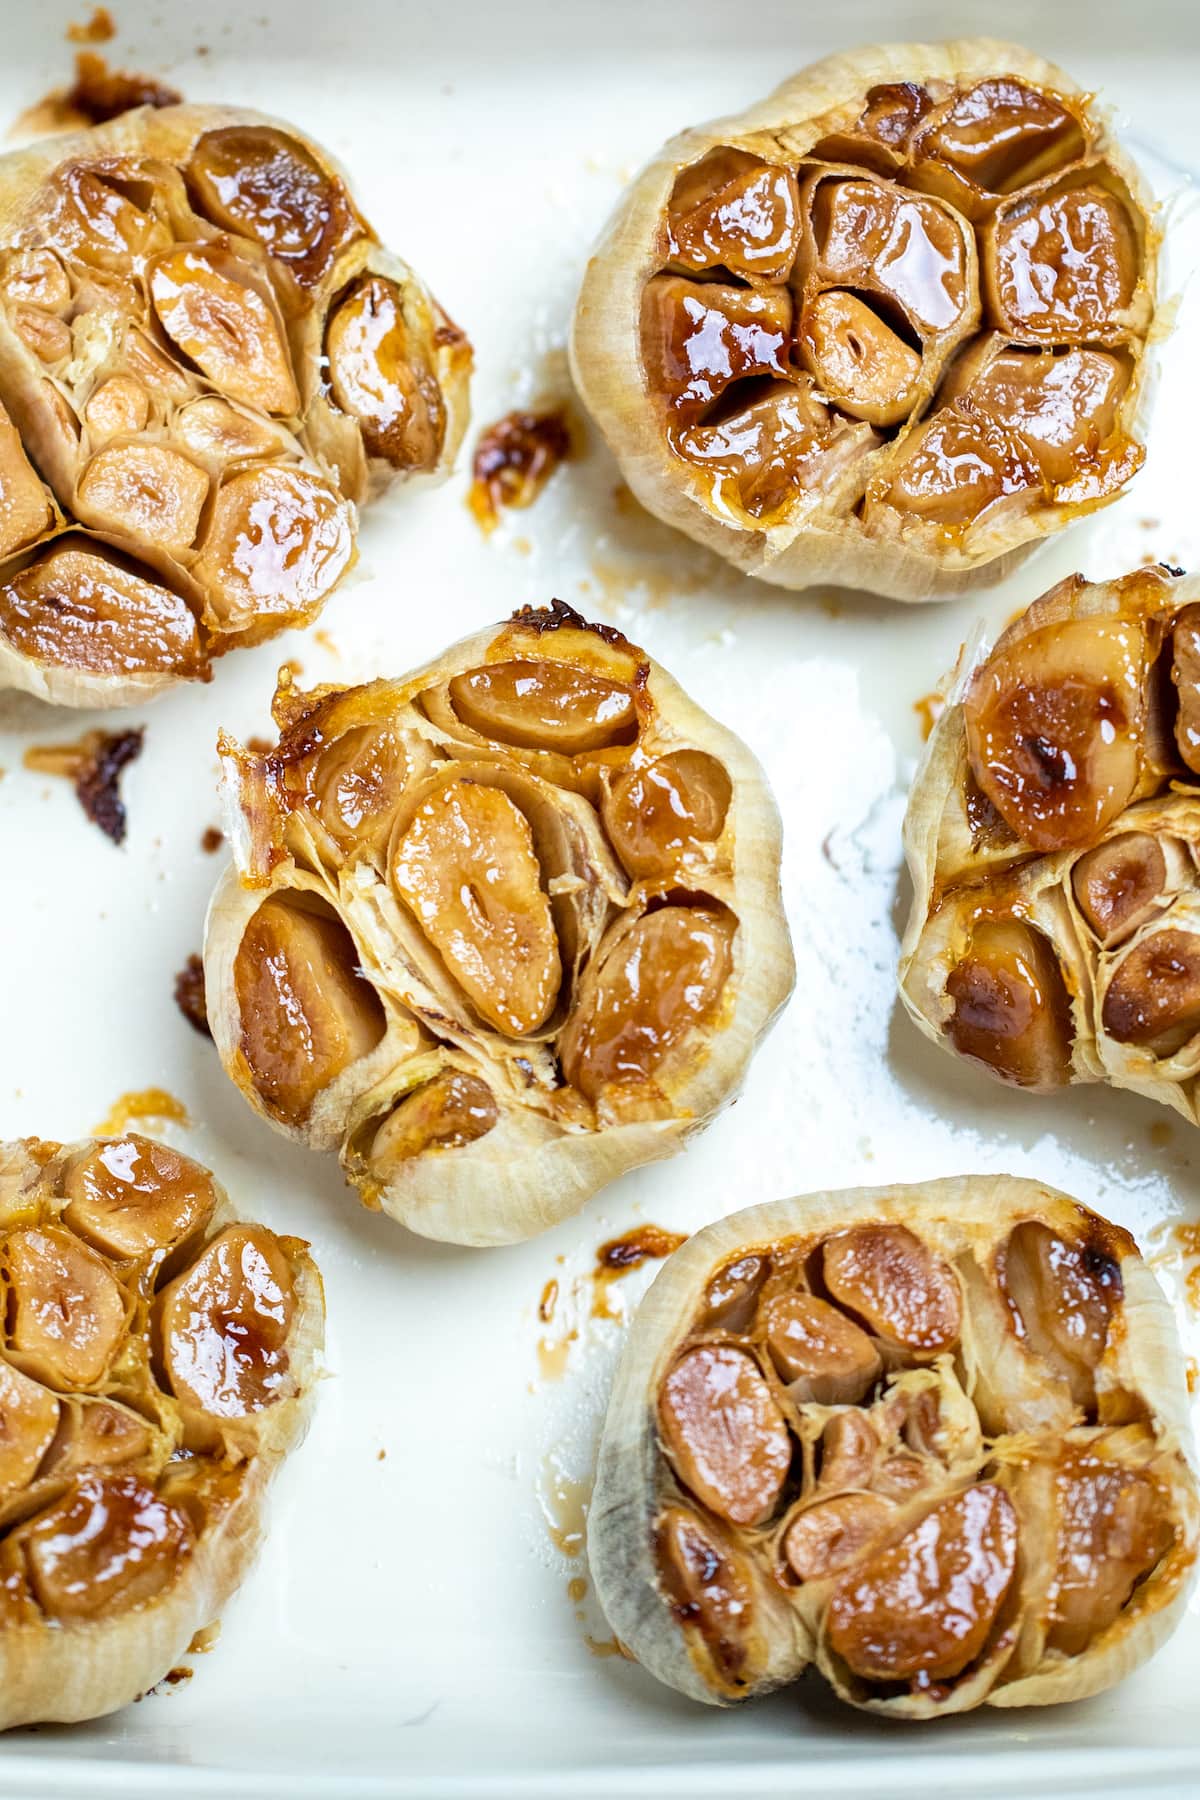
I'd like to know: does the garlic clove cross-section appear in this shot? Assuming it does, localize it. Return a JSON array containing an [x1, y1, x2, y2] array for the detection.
[[0, 103, 471, 707], [588, 1178, 1198, 1719], [0, 1134, 322, 1728], [571, 41, 1156, 601], [899, 563, 1200, 1124], [204, 602, 794, 1245]]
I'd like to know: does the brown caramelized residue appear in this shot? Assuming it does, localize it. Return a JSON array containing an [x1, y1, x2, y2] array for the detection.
[[13, 53, 186, 136], [67, 8, 115, 42], [468, 408, 573, 534], [592, 1222, 688, 1319], [173, 955, 211, 1039], [914, 692, 945, 741], [537, 1455, 592, 1557], [538, 1278, 559, 1324], [93, 1088, 190, 1137], [24, 728, 144, 845], [201, 826, 224, 854]]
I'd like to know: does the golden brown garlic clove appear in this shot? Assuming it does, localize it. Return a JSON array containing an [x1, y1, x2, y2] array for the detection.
[[234, 894, 386, 1124], [76, 442, 209, 557], [0, 536, 204, 681], [61, 1133, 216, 1259], [39, 1396, 156, 1479], [191, 466, 353, 635], [326, 276, 445, 472], [83, 374, 151, 441], [658, 1344, 791, 1526], [821, 1224, 961, 1354], [155, 1224, 296, 1419], [0, 1361, 60, 1497], [19, 1471, 193, 1620], [641, 276, 793, 422], [1171, 604, 1200, 774], [910, 78, 1087, 217], [368, 1071, 499, 1171], [149, 245, 298, 416], [1100, 927, 1200, 1059], [944, 916, 1075, 1090], [782, 1492, 894, 1582], [1070, 832, 1175, 947], [1000, 1221, 1120, 1409], [666, 150, 801, 283], [797, 290, 922, 426], [870, 400, 1041, 531], [2, 1225, 126, 1389], [801, 175, 974, 337], [0, 401, 56, 560], [985, 173, 1141, 346], [655, 1504, 761, 1692], [602, 750, 731, 877], [186, 124, 362, 288], [448, 660, 637, 754], [1045, 1448, 1172, 1654], [762, 1291, 882, 1404]]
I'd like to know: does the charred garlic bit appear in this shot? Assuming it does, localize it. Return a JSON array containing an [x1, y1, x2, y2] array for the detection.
[[203, 602, 793, 1246], [572, 42, 1155, 601], [589, 1179, 1199, 1718], [0, 103, 470, 707], [0, 1134, 321, 1727], [900, 564, 1200, 1121]]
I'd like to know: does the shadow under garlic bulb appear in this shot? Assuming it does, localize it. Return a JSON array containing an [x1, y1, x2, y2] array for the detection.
[[589, 1179, 1197, 1718], [0, 104, 471, 707], [203, 602, 793, 1246], [898, 563, 1200, 1122], [571, 41, 1155, 602], [0, 1134, 322, 1728]]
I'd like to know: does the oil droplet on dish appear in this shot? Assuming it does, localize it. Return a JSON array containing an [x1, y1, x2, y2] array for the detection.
[[536, 1328, 578, 1382], [537, 1454, 592, 1557]]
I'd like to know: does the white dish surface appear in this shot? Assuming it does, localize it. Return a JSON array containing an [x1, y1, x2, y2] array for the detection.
[[0, 2, 1199, 1793]]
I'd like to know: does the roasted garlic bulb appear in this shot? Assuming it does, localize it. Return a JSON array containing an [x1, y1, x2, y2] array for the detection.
[[0, 1133, 322, 1728], [0, 104, 470, 706], [571, 41, 1155, 601], [590, 1178, 1198, 1717], [897, 564, 1200, 1116], [203, 602, 793, 1245]]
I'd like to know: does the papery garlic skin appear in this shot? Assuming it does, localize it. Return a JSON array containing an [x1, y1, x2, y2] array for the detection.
[[0, 1134, 322, 1729], [898, 564, 1200, 1122], [203, 603, 794, 1246], [0, 104, 470, 707], [589, 1179, 1197, 1718], [571, 40, 1156, 603]]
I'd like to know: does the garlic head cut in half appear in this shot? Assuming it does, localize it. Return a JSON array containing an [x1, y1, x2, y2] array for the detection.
[[898, 563, 1200, 1123], [571, 41, 1155, 601], [204, 602, 793, 1245], [0, 104, 470, 706], [0, 1134, 322, 1728], [589, 1178, 1197, 1717]]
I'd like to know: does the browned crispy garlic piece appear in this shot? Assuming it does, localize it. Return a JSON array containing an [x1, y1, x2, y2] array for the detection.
[[900, 564, 1200, 1120], [589, 1179, 1198, 1717], [0, 103, 470, 706], [572, 41, 1155, 600], [203, 603, 793, 1245], [0, 1134, 322, 1727]]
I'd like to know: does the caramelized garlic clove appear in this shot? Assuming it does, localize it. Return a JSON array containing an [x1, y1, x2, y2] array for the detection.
[[149, 246, 298, 415], [234, 894, 386, 1123], [641, 275, 792, 421], [826, 1484, 1018, 1683], [191, 466, 353, 634], [950, 345, 1131, 490], [0, 537, 204, 679], [390, 779, 562, 1036], [674, 379, 876, 521], [368, 1071, 499, 1172], [810, 81, 933, 169], [186, 124, 362, 287], [658, 1343, 791, 1526], [783, 1493, 893, 1582], [171, 395, 294, 462], [1000, 1221, 1119, 1407], [821, 1224, 961, 1354], [962, 616, 1147, 851], [1100, 927, 1200, 1059], [326, 276, 445, 471], [655, 1504, 761, 1690], [42, 161, 169, 271], [156, 1224, 296, 1419], [986, 176, 1140, 345], [10, 305, 71, 363], [61, 1133, 216, 1259], [666, 150, 801, 282], [559, 905, 736, 1108], [603, 749, 731, 877], [0, 1360, 59, 1497], [448, 659, 637, 754], [911, 79, 1087, 216], [39, 1396, 156, 1480], [1, 1225, 126, 1389], [76, 443, 209, 558], [804, 176, 973, 337], [0, 248, 71, 313], [944, 917, 1075, 1089], [20, 1471, 192, 1619], [1070, 832, 1172, 947], [872, 401, 1041, 528], [1171, 603, 1200, 774], [0, 400, 56, 560], [83, 374, 151, 442], [305, 719, 410, 861], [817, 1408, 879, 1494], [698, 1254, 771, 1334], [1045, 1450, 1172, 1655], [762, 1290, 882, 1404], [797, 290, 921, 425]]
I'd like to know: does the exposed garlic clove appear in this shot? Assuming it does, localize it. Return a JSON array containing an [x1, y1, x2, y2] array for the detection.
[[2, 1224, 126, 1389], [186, 123, 362, 287], [782, 1492, 893, 1581], [448, 659, 637, 754], [19, 1471, 194, 1620], [821, 1224, 961, 1354], [191, 466, 353, 636], [571, 44, 1154, 600], [170, 395, 293, 462], [76, 442, 209, 557], [83, 375, 151, 441], [10, 305, 71, 363], [233, 893, 386, 1125], [1100, 926, 1200, 1060], [150, 245, 298, 416], [61, 1133, 216, 1259], [827, 1484, 1018, 1681], [0, 401, 56, 560], [325, 276, 445, 471], [39, 1396, 156, 1480], [658, 1344, 791, 1526], [1171, 604, 1200, 774], [155, 1225, 296, 1419], [0, 248, 72, 313], [603, 750, 731, 877], [944, 916, 1076, 1090], [368, 1071, 499, 1173], [762, 1291, 882, 1404], [0, 1361, 60, 1497], [589, 1179, 1198, 1719], [0, 536, 204, 682], [1070, 832, 1173, 947]]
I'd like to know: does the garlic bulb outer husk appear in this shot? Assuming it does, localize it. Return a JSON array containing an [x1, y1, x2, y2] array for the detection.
[[588, 1178, 1198, 1719]]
